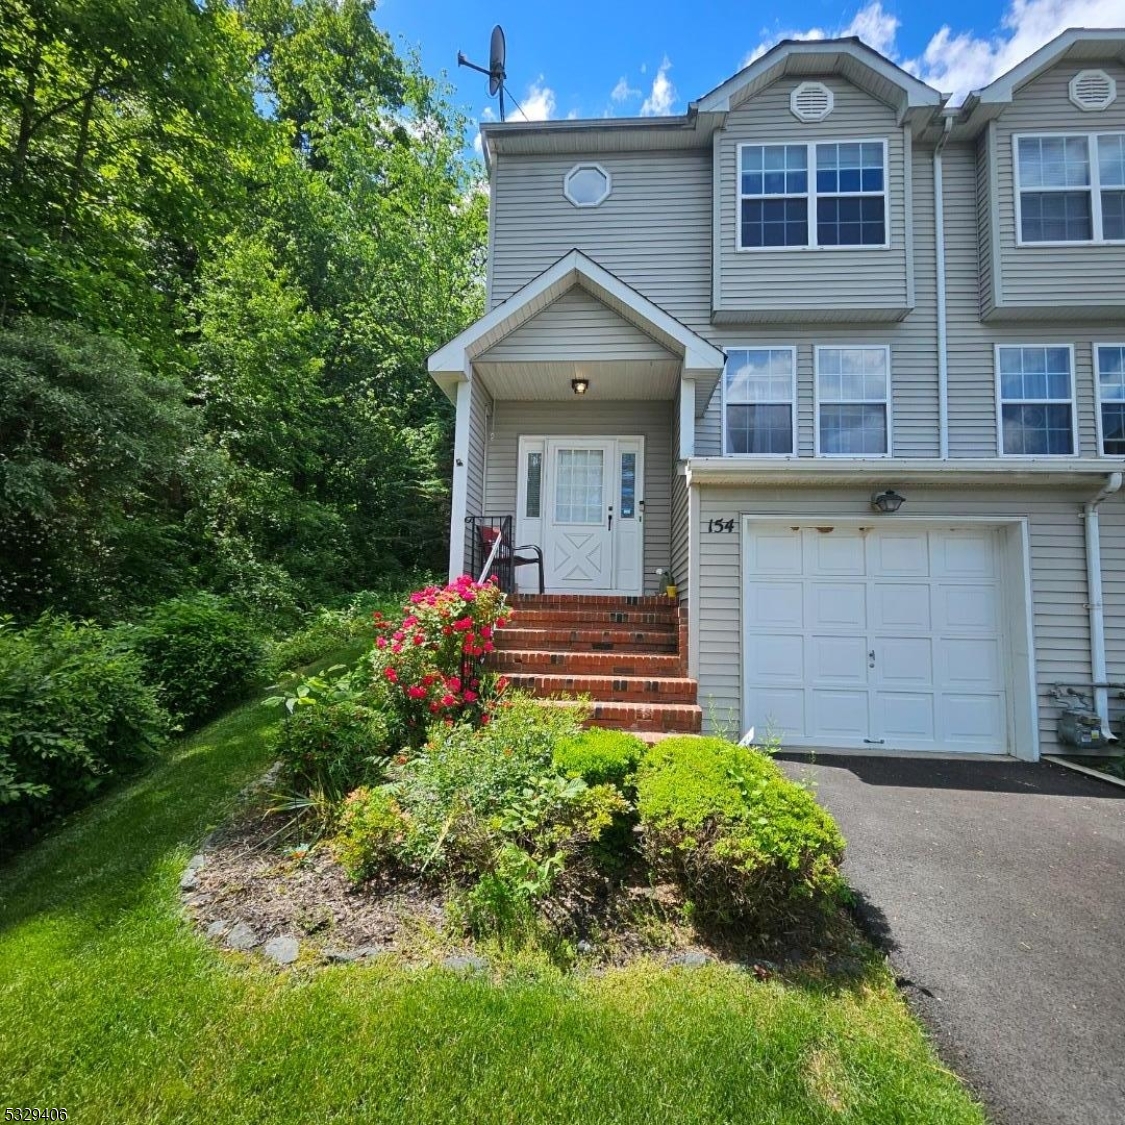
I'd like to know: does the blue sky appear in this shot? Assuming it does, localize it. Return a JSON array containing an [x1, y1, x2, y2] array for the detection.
[[378, 0, 1122, 145]]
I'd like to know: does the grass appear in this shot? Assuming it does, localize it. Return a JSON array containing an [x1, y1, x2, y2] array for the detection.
[[0, 651, 985, 1124]]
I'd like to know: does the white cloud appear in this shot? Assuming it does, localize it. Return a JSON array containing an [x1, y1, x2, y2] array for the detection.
[[611, 76, 641, 103], [515, 77, 556, 121], [473, 131, 483, 156], [742, 0, 1125, 105], [640, 57, 677, 116]]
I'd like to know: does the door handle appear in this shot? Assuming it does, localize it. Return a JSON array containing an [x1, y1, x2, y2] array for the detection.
[[608, 513, 613, 530], [868, 649, 876, 668]]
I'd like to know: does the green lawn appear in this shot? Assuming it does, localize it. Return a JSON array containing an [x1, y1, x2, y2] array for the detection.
[[0, 665, 985, 1124]]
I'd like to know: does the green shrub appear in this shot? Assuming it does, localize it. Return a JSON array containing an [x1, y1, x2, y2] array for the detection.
[[131, 594, 262, 728], [636, 736, 846, 926], [333, 786, 411, 881], [553, 728, 645, 792], [0, 615, 170, 847], [262, 595, 383, 681]]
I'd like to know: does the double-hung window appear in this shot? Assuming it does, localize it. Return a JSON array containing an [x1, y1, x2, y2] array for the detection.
[[723, 348, 796, 455], [1016, 133, 1125, 243], [739, 140, 887, 249], [996, 346, 1076, 456], [815, 346, 890, 456], [1096, 344, 1125, 456]]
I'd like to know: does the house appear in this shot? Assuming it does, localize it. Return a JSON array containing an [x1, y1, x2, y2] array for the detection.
[[428, 28, 1125, 759]]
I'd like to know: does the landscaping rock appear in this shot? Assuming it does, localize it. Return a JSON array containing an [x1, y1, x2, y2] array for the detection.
[[180, 869, 199, 891], [225, 922, 258, 950], [263, 936, 299, 965], [576, 940, 593, 955], [667, 951, 711, 968], [324, 946, 387, 964], [206, 920, 231, 939], [186, 853, 208, 872], [441, 954, 487, 973]]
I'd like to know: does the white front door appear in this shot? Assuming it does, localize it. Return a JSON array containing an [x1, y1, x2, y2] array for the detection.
[[517, 437, 644, 595], [743, 523, 1009, 753]]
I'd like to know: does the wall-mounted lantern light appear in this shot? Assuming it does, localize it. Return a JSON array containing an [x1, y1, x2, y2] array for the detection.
[[871, 489, 905, 513], [571, 377, 590, 395]]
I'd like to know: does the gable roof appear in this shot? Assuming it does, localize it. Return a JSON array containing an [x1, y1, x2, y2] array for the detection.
[[692, 37, 943, 123], [427, 250, 726, 395]]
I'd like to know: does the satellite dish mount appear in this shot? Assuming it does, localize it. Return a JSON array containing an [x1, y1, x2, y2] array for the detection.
[[458, 24, 508, 121]]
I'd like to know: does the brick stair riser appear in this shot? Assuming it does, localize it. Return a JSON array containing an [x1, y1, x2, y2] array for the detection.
[[506, 674, 698, 705], [490, 651, 687, 676], [509, 609, 678, 629], [540, 700, 702, 734], [495, 628, 677, 653], [507, 594, 676, 610]]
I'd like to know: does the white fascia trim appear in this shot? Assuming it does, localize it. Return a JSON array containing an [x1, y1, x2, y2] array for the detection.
[[974, 28, 1125, 105], [693, 39, 943, 114], [447, 380, 473, 580], [427, 249, 727, 377]]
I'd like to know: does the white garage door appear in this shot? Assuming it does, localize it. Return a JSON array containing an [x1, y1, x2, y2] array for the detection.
[[743, 523, 1009, 754]]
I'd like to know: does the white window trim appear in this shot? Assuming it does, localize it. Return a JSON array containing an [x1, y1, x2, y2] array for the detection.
[[720, 345, 799, 458], [1012, 131, 1125, 247], [736, 138, 890, 253], [563, 162, 612, 208], [993, 343, 1080, 459], [813, 344, 893, 459], [1094, 342, 1125, 458]]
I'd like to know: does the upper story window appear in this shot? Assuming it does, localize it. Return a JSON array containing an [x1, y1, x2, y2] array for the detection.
[[815, 346, 890, 456], [1096, 344, 1125, 456], [1016, 133, 1125, 244], [738, 140, 887, 250], [996, 345, 1076, 456], [564, 163, 611, 208], [723, 347, 796, 455]]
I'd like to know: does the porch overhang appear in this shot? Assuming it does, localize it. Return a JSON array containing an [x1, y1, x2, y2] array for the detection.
[[427, 249, 727, 415]]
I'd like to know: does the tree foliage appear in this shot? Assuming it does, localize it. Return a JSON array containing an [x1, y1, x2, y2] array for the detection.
[[0, 0, 487, 620]]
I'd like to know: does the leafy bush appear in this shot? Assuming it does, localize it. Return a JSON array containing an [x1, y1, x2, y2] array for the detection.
[[333, 787, 411, 881], [262, 593, 385, 681], [553, 728, 646, 793], [0, 615, 170, 847], [130, 594, 263, 728], [636, 736, 846, 926]]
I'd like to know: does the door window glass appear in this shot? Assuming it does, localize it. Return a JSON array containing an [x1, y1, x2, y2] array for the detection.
[[620, 452, 636, 518], [554, 448, 604, 523]]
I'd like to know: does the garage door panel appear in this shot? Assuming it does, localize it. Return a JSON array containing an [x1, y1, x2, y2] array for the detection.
[[744, 523, 1010, 755], [746, 688, 806, 740], [868, 532, 930, 576], [876, 692, 936, 742], [805, 530, 865, 575], [749, 529, 802, 574], [746, 634, 804, 683], [943, 694, 1005, 747], [810, 690, 869, 739], [808, 635, 868, 684], [745, 581, 803, 628], [938, 637, 1003, 689], [807, 582, 866, 630], [871, 583, 932, 631]]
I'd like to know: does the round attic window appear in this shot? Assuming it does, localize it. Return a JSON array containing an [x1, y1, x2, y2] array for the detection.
[[564, 163, 611, 207]]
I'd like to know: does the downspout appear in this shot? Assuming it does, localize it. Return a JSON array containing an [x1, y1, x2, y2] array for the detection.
[[1085, 472, 1123, 737], [933, 114, 953, 460]]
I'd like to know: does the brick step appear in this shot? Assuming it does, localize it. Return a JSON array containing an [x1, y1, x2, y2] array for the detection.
[[494, 627, 678, 654], [506, 673, 698, 704], [539, 698, 703, 734], [509, 609, 677, 630], [508, 594, 677, 610], [490, 649, 686, 676]]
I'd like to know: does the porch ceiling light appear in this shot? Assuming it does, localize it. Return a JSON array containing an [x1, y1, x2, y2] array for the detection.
[[571, 377, 590, 396], [871, 489, 905, 514]]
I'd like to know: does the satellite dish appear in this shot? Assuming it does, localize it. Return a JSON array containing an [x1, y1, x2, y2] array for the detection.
[[457, 24, 510, 121], [489, 26, 506, 97]]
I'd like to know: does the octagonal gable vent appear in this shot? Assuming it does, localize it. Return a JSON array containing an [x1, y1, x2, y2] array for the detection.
[[1069, 69, 1116, 112], [790, 82, 834, 123]]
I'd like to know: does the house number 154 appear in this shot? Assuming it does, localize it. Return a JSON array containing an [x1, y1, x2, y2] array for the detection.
[[707, 519, 735, 533]]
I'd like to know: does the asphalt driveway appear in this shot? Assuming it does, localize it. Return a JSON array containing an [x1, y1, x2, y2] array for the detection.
[[779, 754, 1125, 1125]]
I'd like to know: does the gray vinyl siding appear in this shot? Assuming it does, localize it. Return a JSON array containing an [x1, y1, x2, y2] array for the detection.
[[670, 387, 690, 612], [694, 484, 1094, 754], [944, 142, 1119, 458], [481, 398, 673, 596], [490, 149, 712, 333], [480, 287, 672, 361], [976, 129, 997, 318], [991, 61, 1125, 315], [716, 76, 909, 320]]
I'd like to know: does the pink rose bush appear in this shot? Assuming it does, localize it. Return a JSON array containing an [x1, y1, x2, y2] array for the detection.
[[369, 575, 510, 746]]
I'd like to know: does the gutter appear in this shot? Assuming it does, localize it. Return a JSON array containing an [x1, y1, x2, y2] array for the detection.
[[1084, 472, 1122, 737], [933, 114, 953, 460]]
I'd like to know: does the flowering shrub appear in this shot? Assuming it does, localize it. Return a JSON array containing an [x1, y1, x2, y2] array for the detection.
[[369, 575, 510, 745]]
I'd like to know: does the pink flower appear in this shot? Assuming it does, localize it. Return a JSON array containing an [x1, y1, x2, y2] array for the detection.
[[496, 617, 508, 628], [393, 631, 404, 642], [403, 616, 418, 627], [413, 634, 424, 646], [376, 636, 387, 649], [453, 617, 473, 632], [407, 685, 426, 699], [384, 667, 399, 684], [429, 702, 440, 714], [440, 693, 458, 707], [463, 689, 478, 703], [446, 676, 462, 692], [480, 625, 493, 639], [482, 641, 494, 654]]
